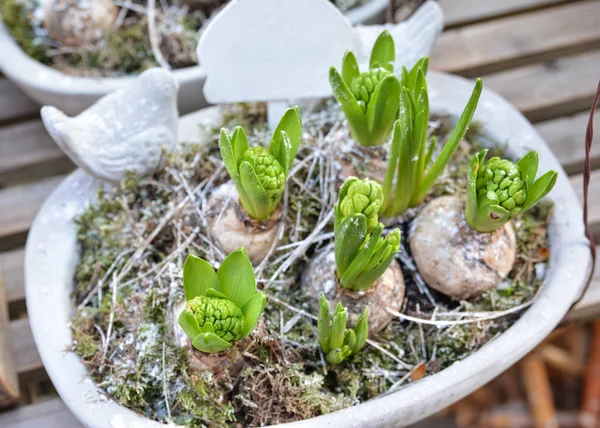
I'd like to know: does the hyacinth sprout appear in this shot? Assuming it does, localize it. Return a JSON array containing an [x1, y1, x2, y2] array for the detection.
[[178, 249, 266, 353], [335, 177, 401, 291], [329, 30, 401, 147], [219, 106, 302, 220], [318, 294, 368, 365], [465, 149, 558, 233], [381, 60, 483, 217]]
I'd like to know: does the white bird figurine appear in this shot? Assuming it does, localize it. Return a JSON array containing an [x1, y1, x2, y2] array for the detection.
[[41, 68, 179, 183]]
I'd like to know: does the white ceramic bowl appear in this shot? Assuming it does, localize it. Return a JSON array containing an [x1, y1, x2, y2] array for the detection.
[[0, 0, 388, 116], [25, 71, 592, 427]]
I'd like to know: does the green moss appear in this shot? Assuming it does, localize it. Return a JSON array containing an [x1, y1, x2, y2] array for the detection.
[[1, 0, 48, 63], [70, 103, 552, 426]]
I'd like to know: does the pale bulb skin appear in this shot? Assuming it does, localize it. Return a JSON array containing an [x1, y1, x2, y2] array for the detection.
[[410, 195, 517, 299], [43, 0, 117, 47], [206, 182, 280, 265], [303, 248, 405, 333]]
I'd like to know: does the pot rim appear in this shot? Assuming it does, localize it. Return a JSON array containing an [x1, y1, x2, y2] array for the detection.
[[24, 71, 592, 427]]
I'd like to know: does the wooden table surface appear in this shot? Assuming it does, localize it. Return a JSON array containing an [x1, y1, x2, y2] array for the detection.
[[0, 0, 599, 426]]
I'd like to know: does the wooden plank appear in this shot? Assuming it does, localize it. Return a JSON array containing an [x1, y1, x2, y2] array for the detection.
[[432, 1, 600, 77], [0, 79, 39, 125], [0, 259, 19, 407], [483, 50, 600, 123], [10, 318, 41, 375], [0, 120, 73, 187], [0, 249, 25, 303], [536, 111, 600, 175], [438, 0, 572, 27], [0, 398, 82, 427], [0, 175, 63, 248]]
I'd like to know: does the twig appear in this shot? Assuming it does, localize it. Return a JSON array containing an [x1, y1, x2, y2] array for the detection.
[[265, 209, 334, 287], [99, 273, 119, 372], [162, 342, 172, 419], [147, 0, 171, 69], [386, 293, 537, 326], [366, 339, 412, 369]]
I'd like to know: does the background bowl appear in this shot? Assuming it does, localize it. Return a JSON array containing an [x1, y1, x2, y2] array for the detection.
[[0, 0, 388, 116]]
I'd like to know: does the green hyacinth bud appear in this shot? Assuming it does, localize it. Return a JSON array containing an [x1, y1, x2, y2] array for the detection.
[[186, 295, 244, 343], [242, 146, 286, 202], [339, 178, 383, 233], [378, 228, 401, 261], [350, 68, 391, 113], [476, 157, 526, 217]]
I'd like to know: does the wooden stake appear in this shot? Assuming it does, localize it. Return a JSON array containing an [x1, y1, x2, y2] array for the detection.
[[541, 344, 585, 377], [581, 320, 600, 427], [0, 259, 19, 407], [521, 352, 557, 428]]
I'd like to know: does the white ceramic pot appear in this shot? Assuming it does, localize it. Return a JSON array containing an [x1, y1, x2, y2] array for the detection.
[[0, 0, 388, 116], [25, 71, 592, 427]]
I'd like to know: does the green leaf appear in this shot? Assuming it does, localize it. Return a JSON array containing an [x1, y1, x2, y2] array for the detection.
[[202, 322, 215, 334], [239, 161, 271, 220], [405, 57, 429, 95], [219, 128, 241, 187], [192, 332, 232, 354], [470, 203, 511, 233], [239, 291, 266, 339], [231, 126, 249, 168], [344, 329, 357, 351], [517, 151, 539, 183], [341, 51, 360, 86], [382, 119, 401, 214], [423, 136, 436, 169], [329, 303, 347, 350], [318, 294, 331, 352], [415, 78, 482, 206], [326, 347, 351, 365], [178, 308, 202, 341], [269, 106, 302, 172], [340, 223, 383, 290], [370, 30, 395, 72], [365, 74, 401, 146], [183, 254, 219, 300], [465, 150, 488, 231], [352, 307, 369, 354], [329, 67, 369, 145], [271, 130, 292, 175], [217, 248, 256, 308], [335, 213, 368, 278], [353, 253, 395, 291], [205, 288, 228, 299], [522, 170, 558, 212], [383, 88, 413, 216]]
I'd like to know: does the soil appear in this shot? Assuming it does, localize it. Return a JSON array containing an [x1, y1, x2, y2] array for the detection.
[[68, 102, 553, 427]]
